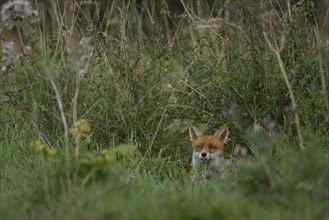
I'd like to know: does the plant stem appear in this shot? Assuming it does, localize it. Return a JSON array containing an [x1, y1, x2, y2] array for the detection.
[[73, 74, 81, 157], [264, 33, 304, 150], [313, 28, 329, 117], [48, 74, 69, 152]]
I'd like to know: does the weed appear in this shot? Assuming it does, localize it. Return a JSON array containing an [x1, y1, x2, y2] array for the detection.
[[1, 0, 328, 219]]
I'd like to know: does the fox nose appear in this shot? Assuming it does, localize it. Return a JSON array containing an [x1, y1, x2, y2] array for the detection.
[[201, 152, 207, 157]]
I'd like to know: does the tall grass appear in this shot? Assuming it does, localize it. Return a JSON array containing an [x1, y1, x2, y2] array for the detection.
[[1, 0, 328, 219]]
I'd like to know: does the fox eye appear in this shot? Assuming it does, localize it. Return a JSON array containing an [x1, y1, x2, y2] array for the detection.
[[209, 146, 216, 152], [195, 145, 202, 151]]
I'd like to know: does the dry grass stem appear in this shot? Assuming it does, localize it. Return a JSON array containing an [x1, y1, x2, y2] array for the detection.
[[264, 32, 304, 150], [313, 28, 329, 117], [47, 73, 69, 153]]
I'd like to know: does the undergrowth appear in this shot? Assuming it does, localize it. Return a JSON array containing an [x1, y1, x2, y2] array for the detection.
[[1, 0, 328, 219]]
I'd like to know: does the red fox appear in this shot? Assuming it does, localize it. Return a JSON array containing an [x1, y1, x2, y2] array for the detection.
[[189, 124, 229, 178]]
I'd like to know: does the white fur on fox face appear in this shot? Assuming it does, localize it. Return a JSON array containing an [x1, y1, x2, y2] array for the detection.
[[192, 150, 222, 166], [192, 151, 209, 163]]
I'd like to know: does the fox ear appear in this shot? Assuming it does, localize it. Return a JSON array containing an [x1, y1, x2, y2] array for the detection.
[[214, 124, 229, 143], [189, 125, 203, 141]]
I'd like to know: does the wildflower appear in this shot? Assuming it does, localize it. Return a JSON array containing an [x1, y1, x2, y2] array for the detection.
[[1, 41, 21, 73], [76, 119, 91, 134], [283, 104, 291, 113], [260, 118, 277, 135], [70, 119, 91, 143], [234, 144, 248, 157], [1, 1, 39, 73], [1, 0, 39, 30], [45, 148, 57, 157], [283, 104, 302, 114], [70, 127, 79, 137], [30, 140, 45, 152], [74, 37, 93, 76], [23, 45, 31, 54]]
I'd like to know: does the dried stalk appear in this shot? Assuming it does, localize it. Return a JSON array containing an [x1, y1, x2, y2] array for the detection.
[[47, 73, 69, 153], [72, 74, 80, 157], [72, 36, 93, 157], [264, 33, 304, 150], [161, 0, 171, 46], [313, 28, 329, 117]]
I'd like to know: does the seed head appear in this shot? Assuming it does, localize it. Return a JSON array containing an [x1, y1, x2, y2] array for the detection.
[[1, 0, 39, 30]]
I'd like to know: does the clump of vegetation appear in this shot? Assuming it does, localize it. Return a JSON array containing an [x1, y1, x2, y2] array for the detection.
[[1, 0, 328, 219]]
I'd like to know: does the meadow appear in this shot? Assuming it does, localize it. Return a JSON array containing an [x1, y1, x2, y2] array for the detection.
[[1, 0, 328, 219]]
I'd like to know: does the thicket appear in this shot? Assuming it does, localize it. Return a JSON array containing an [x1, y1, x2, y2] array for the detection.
[[1, 0, 328, 219]]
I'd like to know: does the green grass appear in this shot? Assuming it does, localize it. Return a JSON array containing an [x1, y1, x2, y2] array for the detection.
[[1, 132, 328, 219], [1, 1, 329, 219]]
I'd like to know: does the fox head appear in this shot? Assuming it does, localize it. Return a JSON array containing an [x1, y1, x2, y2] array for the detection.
[[189, 124, 229, 166]]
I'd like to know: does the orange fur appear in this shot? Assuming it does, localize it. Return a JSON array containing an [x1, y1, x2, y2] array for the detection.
[[189, 124, 229, 177]]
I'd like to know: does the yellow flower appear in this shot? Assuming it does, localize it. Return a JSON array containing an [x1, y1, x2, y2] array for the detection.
[[70, 127, 79, 138], [30, 140, 45, 152], [70, 119, 91, 145], [77, 119, 91, 134], [45, 148, 57, 157]]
